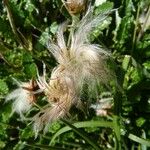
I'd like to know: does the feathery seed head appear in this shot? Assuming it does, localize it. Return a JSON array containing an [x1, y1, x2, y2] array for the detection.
[[33, 8, 114, 134], [35, 65, 77, 134], [32, 9, 113, 134], [6, 80, 36, 117], [48, 8, 112, 87]]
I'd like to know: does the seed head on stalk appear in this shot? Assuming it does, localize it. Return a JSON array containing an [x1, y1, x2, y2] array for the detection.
[[6, 79, 36, 119], [62, 0, 87, 15], [34, 8, 113, 134]]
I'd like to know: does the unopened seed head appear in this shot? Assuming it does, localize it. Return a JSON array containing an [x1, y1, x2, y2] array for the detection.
[[65, 0, 86, 14]]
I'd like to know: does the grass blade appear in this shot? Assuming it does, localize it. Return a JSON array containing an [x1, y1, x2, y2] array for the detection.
[[128, 133, 150, 147], [25, 143, 68, 150], [60, 119, 101, 150], [50, 120, 113, 146], [113, 116, 121, 150]]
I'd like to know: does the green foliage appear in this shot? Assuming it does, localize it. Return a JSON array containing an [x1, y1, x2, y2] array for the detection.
[[0, 79, 8, 95], [0, 0, 150, 149]]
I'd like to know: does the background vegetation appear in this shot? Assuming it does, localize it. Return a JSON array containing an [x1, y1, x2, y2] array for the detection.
[[0, 0, 150, 149]]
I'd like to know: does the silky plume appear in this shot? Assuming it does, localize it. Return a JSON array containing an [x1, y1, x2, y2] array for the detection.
[[34, 8, 113, 134], [6, 79, 36, 118]]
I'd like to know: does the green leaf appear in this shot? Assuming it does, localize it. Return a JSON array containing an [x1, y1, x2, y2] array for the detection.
[[122, 55, 131, 71], [128, 133, 150, 147], [23, 52, 33, 63], [95, 1, 114, 15], [0, 141, 6, 149], [13, 141, 26, 150], [24, 0, 36, 13], [24, 63, 37, 78], [25, 143, 69, 150], [20, 126, 34, 139], [115, 15, 134, 51], [39, 27, 51, 46], [0, 79, 8, 95], [113, 116, 121, 150], [143, 61, 150, 71], [50, 120, 113, 145], [60, 119, 101, 150], [136, 117, 146, 127], [50, 22, 58, 35]]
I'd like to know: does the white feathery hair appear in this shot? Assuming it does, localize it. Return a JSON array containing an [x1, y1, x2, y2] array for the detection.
[[34, 8, 113, 134], [35, 64, 78, 134], [6, 80, 35, 118], [48, 8, 112, 88]]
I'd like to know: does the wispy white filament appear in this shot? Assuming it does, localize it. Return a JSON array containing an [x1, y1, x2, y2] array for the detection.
[[6, 81, 34, 118], [34, 8, 113, 134]]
